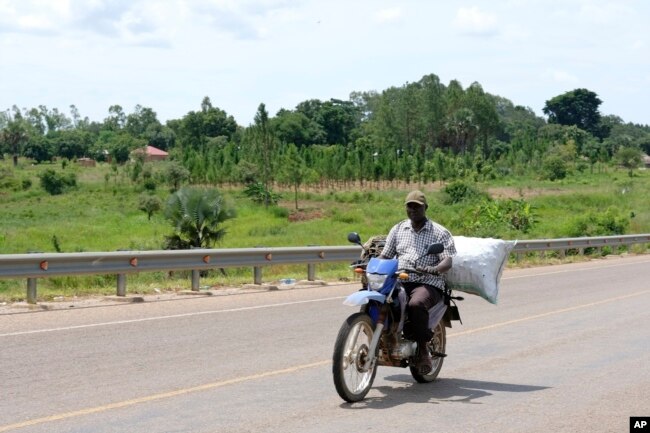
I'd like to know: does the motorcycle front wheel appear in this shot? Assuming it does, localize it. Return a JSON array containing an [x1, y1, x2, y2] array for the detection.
[[332, 312, 378, 402], [410, 320, 447, 383]]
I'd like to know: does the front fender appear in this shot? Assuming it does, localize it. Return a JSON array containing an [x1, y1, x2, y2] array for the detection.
[[343, 290, 386, 306]]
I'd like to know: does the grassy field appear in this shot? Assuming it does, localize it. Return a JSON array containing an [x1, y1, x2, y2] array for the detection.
[[1, 158, 649, 302]]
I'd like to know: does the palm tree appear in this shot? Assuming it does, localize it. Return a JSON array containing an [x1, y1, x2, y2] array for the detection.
[[445, 108, 478, 153], [163, 187, 235, 249]]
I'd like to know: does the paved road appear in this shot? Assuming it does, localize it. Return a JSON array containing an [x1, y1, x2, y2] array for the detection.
[[1, 255, 649, 433]]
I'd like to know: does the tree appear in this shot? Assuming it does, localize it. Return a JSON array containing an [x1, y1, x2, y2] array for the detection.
[[125, 105, 161, 138], [277, 144, 317, 209], [107, 133, 144, 164], [171, 97, 238, 150], [272, 110, 325, 146], [418, 74, 446, 149], [543, 89, 608, 139], [615, 146, 642, 177], [39, 105, 72, 133], [163, 187, 235, 249], [164, 162, 190, 192], [145, 123, 175, 150], [464, 82, 500, 156], [69, 104, 90, 130], [104, 105, 126, 131], [23, 135, 55, 163], [49, 129, 94, 159], [138, 194, 162, 220], [1, 117, 29, 166], [296, 98, 360, 145], [251, 103, 276, 207], [445, 108, 478, 153]]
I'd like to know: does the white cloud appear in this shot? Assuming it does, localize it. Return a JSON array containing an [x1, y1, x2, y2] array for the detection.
[[578, 1, 633, 24], [453, 6, 498, 36], [545, 68, 579, 84], [374, 7, 402, 24]]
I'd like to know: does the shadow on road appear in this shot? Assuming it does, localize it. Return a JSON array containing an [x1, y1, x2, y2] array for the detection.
[[339, 375, 550, 409]]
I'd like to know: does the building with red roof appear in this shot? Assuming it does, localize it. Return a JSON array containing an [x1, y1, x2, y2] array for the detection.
[[132, 145, 169, 162]]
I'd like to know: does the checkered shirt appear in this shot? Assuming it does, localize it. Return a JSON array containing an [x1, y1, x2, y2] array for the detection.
[[381, 218, 456, 289]]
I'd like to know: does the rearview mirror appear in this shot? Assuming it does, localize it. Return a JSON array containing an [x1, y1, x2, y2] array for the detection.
[[427, 243, 444, 255], [347, 232, 362, 246]]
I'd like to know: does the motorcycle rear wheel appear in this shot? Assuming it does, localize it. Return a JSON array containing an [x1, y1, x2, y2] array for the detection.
[[332, 312, 378, 402], [410, 320, 446, 383]]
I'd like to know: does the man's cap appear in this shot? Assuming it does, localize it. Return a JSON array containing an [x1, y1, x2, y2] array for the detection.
[[405, 190, 427, 206]]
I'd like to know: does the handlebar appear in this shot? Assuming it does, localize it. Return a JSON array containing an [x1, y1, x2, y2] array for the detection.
[[396, 268, 422, 280]]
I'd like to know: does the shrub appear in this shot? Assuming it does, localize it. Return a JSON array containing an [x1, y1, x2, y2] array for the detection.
[[542, 155, 568, 181], [462, 198, 536, 236], [442, 181, 487, 204], [39, 169, 77, 195], [143, 178, 157, 191], [163, 187, 235, 249], [244, 182, 280, 205], [0, 167, 19, 191], [565, 208, 629, 237]]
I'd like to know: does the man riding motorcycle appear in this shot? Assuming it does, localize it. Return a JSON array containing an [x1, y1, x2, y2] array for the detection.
[[379, 190, 456, 374]]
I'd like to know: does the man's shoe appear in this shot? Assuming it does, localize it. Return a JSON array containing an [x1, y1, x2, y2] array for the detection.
[[416, 350, 432, 375]]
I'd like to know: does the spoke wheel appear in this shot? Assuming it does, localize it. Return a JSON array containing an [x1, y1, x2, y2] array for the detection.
[[332, 312, 377, 402], [410, 320, 446, 383]]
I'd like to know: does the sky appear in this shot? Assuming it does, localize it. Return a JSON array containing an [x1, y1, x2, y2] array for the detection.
[[1, 0, 648, 127]]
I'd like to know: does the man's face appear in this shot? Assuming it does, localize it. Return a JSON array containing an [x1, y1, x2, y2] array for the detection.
[[406, 202, 426, 223]]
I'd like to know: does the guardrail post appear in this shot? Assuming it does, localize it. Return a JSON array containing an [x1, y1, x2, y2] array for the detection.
[[253, 266, 263, 285], [27, 278, 37, 304], [191, 270, 200, 291], [116, 274, 127, 296], [307, 244, 318, 281], [253, 245, 265, 285]]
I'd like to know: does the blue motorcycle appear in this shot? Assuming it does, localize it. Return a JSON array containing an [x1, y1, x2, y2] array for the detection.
[[332, 232, 462, 402]]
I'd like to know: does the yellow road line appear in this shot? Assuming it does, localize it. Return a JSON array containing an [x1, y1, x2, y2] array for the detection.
[[2, 288, 648, 432], [449, 289, 650, 338], [0, 360, 329, 432]]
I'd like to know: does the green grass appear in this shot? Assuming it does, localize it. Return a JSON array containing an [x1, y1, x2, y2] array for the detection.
[[1, 158, 649, 302]]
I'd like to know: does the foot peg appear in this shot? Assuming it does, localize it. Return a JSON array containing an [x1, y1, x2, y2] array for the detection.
[[432, 352, 447, 358]]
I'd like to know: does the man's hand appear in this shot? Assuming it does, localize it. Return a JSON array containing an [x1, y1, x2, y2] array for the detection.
[[416, 265, 438, 275]]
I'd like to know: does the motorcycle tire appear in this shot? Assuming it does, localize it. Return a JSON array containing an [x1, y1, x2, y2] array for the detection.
[[410, 320, 447, 383], [332, 312, 378, 402]]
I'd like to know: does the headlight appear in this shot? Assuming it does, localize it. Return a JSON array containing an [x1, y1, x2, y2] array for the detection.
[[366, 273, 388, 291]]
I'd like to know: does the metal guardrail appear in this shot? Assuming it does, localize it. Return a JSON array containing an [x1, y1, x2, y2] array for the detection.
[[0, 234, 648, 304], [512, 234, 650, 256]]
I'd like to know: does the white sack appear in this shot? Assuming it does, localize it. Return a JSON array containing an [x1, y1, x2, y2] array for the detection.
[[446, 236, 516, 304]]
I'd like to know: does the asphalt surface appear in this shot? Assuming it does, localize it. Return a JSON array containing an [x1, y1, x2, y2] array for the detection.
[[1, 254, 649, 433]]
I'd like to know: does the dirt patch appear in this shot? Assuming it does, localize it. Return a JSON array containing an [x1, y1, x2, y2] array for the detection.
[[487, 186, 601, 199], [288, 209, 324, 222]]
